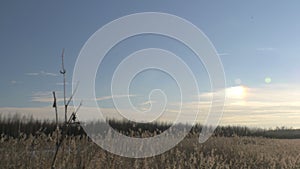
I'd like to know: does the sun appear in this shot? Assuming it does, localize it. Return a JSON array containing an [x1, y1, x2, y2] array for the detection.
[[226, 86, 247, 99]]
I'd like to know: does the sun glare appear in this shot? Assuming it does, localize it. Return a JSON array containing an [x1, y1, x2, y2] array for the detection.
[[226, 86, 247, 99]]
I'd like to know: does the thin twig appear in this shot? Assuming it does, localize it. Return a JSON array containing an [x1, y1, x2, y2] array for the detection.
[[66, 81, 79, 107]]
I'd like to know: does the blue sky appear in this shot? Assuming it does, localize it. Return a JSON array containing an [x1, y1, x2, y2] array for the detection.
[[1, 1, 300, 128]]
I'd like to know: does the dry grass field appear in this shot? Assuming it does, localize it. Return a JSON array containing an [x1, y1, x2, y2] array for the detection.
[[1, 132, 300, 169]]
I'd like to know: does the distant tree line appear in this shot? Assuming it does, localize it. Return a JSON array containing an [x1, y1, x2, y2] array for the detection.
[[0, 114, 299, 139], [0, 114, 84, 138]]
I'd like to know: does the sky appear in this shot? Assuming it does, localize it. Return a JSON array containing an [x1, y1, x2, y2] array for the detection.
[[0, 1, 300, 128]]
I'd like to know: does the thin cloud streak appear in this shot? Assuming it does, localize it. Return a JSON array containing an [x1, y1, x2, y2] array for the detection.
[[256, 47, 275, 52], [218, 53, 230, 56], [96, 94, 137, 101], [31, 91, 64, 103], [10, 80, 22, 85], [31, 92, 137, 103], [25, 71, 58, 77]]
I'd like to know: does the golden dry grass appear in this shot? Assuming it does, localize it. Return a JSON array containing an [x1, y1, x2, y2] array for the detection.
[[0, 132, 300, 169]]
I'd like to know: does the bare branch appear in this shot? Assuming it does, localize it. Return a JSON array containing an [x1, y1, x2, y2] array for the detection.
[[74, 101, 82, 115], [66, 81, 79, 106]]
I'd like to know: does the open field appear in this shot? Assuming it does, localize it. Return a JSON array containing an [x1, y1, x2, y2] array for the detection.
[[1, 117, 300, 168], [1, 131, 300, 169]]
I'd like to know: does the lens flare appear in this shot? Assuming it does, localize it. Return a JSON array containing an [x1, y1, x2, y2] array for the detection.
[[265, 77, 272, 84]]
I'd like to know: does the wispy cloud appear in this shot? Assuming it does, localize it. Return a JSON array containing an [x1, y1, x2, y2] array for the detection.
[[10, 80, 22, 85], [56, 82, 69, 86], [139, 100, 156, 106], [256, 47, 275, 52], [31, 91, 64, 103], [25, 71, 58, 77], [218, 53, 230, 56], [96, 94, 137, 101], [25, 72, 38, 76], [30, 92, 137, 104]]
